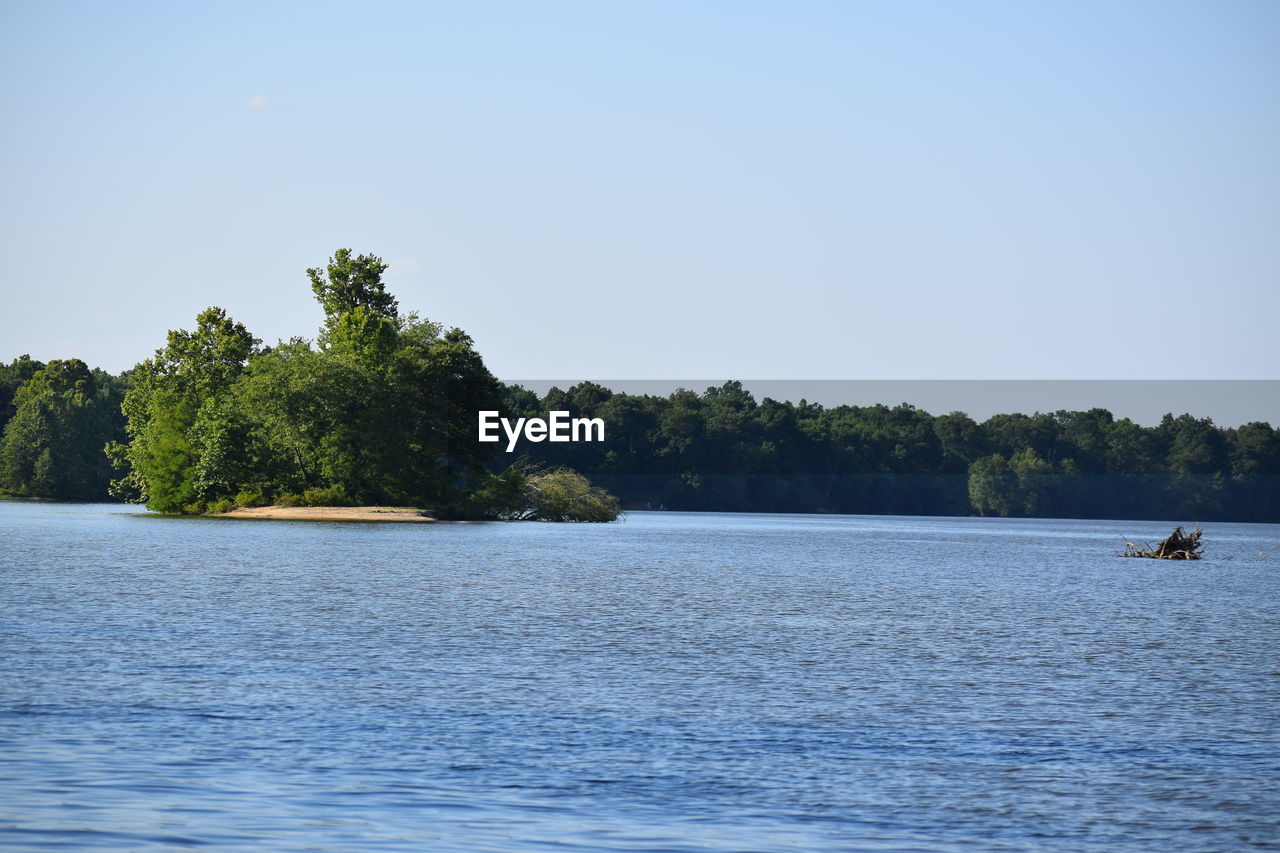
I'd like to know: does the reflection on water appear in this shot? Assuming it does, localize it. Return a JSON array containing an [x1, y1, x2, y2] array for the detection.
[[2, 503, 1278, 851]]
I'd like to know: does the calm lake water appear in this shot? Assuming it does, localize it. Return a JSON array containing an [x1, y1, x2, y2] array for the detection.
[[2, 502, 1278, 852]]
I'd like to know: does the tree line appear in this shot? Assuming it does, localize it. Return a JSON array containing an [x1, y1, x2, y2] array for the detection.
[[500, 381, 1279, 522], [2, 254, 1277, 522]]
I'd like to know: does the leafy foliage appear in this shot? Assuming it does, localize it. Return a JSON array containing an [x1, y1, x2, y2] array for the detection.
[[0, 355, 46, 434], [504, 382, 1280, 522], [107, 307, 259, 511], [0, 359, 126, 500], [523, 468, 622, 522], [308, 249, 398, 327], [98, 249, 604, 520]]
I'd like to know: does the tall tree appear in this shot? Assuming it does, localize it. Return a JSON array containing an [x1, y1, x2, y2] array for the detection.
[[308, 249, 398, 327], [398, 325, 505, 502], [0, 355, 46, 435], [110, 307, 258, 511], [1, 359, 119, 500], [968, 454, 1014, 517]]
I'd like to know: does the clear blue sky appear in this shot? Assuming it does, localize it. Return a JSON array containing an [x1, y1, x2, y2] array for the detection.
[[2, 1, 1276, 379]]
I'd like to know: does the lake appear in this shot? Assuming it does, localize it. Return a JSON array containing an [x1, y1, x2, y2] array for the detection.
[[2, 502, 1278, 851]]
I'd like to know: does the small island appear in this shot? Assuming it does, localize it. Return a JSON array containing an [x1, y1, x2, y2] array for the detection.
[[98, 249, 620, 523]]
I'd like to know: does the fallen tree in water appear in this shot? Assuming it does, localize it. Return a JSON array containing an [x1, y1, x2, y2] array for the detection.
[[1122, 525, 1204, 560]]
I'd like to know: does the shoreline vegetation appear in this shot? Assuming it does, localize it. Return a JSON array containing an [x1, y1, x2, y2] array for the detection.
[[0, 249, 621, 523], [1, 247, 1277, 523]]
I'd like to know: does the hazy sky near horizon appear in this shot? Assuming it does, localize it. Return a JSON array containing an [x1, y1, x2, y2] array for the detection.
[[1, 1, 1276, 379]]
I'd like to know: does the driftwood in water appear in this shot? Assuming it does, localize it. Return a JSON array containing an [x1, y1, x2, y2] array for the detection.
[[1121, 526, 1204, 560]]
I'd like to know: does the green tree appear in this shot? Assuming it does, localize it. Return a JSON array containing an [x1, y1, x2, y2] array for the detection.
[[983, 412, 1059, 461], [1009, 447, 1054, 515], [0, 355, 46, 435], [933, 411, 984, 472], [1055, 408, 1112, 473], [1163, 413, 1228, 475], [110, 307, 258, 511], [397, 325, 505, 503], [968, 453, 1014, 517], [1227, 421, 1280, 521], [0, 359, 119, 499], [1229, 422, 1280, 477], [229, 339, 414, 503], [1105, 417, 1160, 473], [522, 467, 622, 522], [308, 249, 398, 328], [107, 251, 550, 516]]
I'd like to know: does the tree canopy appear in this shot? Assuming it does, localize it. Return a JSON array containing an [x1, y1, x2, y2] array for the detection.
[[308, 249, 398, 326], [500, 382, 1279, 522], [1, 358, 126, 500], [98, 250, 618, 521]]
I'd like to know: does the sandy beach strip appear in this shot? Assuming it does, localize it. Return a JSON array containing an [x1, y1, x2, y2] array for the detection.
[[218, 506, 436, 522]]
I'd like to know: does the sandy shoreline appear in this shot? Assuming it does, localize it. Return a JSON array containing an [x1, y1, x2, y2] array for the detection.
[[217, 506, 436, 523]]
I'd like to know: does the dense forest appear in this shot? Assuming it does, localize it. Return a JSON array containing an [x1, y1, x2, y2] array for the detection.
[[0, 355, 129, 501], [2, 252, 1277, 522], [501, 382, 1280, 523]]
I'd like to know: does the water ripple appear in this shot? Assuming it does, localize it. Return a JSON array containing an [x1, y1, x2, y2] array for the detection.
[[1, 503, 1278, 851]]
